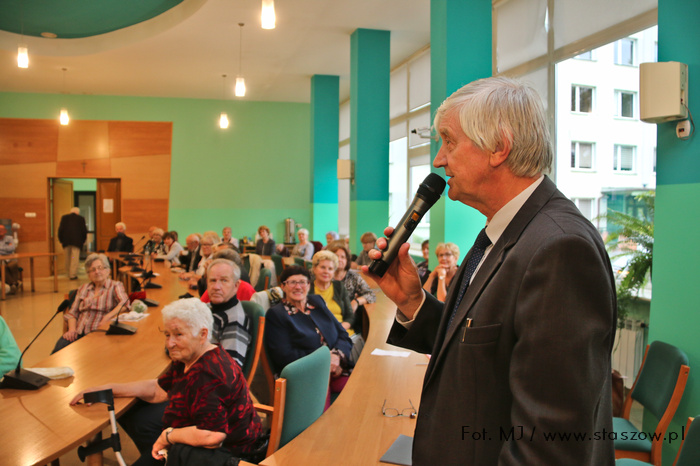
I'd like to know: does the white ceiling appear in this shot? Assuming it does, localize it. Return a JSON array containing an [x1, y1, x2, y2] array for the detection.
[[0, 0, 431, 103]]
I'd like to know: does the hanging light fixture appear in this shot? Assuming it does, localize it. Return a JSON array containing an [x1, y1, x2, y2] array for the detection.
[[59, 68, 70, 125], [261, 0, 276, 29], [219, 74, 230, 129], [235, 23, 246, 97], [17, 45, 28, 68]]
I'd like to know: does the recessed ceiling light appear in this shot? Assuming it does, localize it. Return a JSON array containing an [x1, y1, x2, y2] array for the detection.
[[41, 32, 57, 38]]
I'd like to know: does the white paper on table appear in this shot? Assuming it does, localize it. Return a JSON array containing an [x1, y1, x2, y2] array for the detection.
[[114, 311, 149, 322], [371, 348, 411, 358]]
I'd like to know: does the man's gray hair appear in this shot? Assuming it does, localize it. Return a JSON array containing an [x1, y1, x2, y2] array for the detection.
[[162, 298, 213, 341], [207, 258, 241, 281], [85, 253, 110, 271], [433, 76, 553, 178]]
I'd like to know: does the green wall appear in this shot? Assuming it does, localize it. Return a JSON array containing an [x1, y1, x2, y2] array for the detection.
[[0, 92, 311, 243], [646, 0, 700, 463]]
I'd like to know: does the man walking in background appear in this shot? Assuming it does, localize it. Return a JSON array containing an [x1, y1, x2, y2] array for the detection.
[[58, 207, 87, 280]]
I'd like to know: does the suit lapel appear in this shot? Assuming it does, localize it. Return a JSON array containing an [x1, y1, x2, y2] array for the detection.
[[424, 177, 558, 386]]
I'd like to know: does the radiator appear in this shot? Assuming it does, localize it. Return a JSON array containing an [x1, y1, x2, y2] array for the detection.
[[611, 319, 647, 389]]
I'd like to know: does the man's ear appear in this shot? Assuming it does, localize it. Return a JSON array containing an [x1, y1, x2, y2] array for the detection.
[[489, 138, 512, 168]]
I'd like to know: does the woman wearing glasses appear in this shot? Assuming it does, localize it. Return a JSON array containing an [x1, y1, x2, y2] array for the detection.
[[422, 242, 461, 302], [52, 253, 129, 353], [264, 265, 353, 409]]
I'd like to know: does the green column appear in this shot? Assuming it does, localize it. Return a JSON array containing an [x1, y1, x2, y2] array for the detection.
[[429, 0, 492, 266], [310, 75, 340, 242], [645, 1, 700, 463], [350, 29, 390, 253]]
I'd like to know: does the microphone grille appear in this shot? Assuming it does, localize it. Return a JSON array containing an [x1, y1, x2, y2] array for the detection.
[[417, 173, 446, 204]]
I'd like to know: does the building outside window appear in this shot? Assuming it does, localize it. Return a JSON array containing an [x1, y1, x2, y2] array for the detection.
[[615, 90, 636, 118], [614, 37, 636, 66], [571, 85, 594, 113], [571, 142, 595, 170], [613, 145, 636, 172]]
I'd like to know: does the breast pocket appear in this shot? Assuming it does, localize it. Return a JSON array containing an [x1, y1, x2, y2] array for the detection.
[[459, 322, 502, 345]]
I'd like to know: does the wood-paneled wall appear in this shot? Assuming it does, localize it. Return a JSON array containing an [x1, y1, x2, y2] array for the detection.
[[0, 118, 172, 277]]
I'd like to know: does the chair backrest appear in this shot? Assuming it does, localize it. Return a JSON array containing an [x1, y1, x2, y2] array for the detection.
[[255, 268, 272, 292], [277, 346, 331, 449], [311, 241, 323, 254], [293, 257, 305, 267], [240, 301, 265, 382], [631, 341, 690, 420], [676, 416, 700, 466], [270, 254, 284, 281], [242, 254, 251, 273]]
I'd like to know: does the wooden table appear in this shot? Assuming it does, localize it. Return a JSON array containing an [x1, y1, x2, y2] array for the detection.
[[1, 252, 59, 300], [257, 280, 428, 465], [0, 261, 183, 465]]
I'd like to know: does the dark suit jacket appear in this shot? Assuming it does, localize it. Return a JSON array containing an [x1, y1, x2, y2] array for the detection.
[[57, 213, 87, 248], [180, 246, 202, 273], [107, 234, 134, 252], [264, 294, 353, 373], [388, 177, 616, 465]]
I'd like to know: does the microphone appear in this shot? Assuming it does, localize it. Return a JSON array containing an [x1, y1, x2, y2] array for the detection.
[[106, 298, 137, 335], [0, 299, 70, 390], [369, 173, 446, 277], [132, 235, 148, 252]]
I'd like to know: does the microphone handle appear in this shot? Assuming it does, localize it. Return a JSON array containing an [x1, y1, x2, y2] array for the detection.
[[369, 194, 433, 277], [15, 308, 63, 373]]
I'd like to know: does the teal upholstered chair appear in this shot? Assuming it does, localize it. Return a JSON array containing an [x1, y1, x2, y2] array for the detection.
[[255, 346, 331, 457], [614, 341, 690, 466], [616, 416, 700, 466], [293, 257, 305, 267], [255, 267, 272, 291], [269, 254, 285, 282], [240, 301, 265, 383]]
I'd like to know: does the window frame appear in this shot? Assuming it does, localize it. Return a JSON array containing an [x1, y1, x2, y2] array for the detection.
[[613, 144, 637, 173], [571, 141, 596, 171], [571, 85, 595, 113]]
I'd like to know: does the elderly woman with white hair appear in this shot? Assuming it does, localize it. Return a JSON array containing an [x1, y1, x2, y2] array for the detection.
[[70, 298, 263, 465], [52, 253, 129, 353], [291, 228, 314, 260]]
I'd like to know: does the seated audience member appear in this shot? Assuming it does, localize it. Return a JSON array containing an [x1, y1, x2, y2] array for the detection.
[[326, 242, 376, 336], [214, 242, 251, 283], [310, 251, 354, 334], [179, 234, 202, 273], [205, 259, 253, 368], [221, 227, 239, 250], [0, 224, 21, 294], [0, 315, 21, 374], [275, 243, 290, 257], [158, 231, 184, 265], [203, 231, 221, 244], [422, 242, 460, 302], [53, 253, 129, 353], [107, 222, 134, 252], [198, 250, 255, 303], [194, 234, 218, 276], [291, 228, 314, 261], [143, 228, 165, 255], [416, 239, 431, 285], [255, 225, 276, 256], [70, 298, 263, 465], [353, 231, 377, 268], [265, 266, 353, 409], [325, 231, 339, 249]]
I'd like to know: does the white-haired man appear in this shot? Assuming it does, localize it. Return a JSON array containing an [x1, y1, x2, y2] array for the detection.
[[107, 222, 134, 252], [0, 224, 21, 293], [366, 76, 616, 465]]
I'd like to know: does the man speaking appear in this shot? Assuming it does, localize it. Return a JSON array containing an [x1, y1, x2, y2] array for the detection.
[[365, 76, 616, 465]]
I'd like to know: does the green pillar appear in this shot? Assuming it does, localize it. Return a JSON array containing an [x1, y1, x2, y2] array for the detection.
[[350, 29, 390, 253], [310, 75, 340, 242], [429, 0, 492, 265], [645, 1, 700, 463]]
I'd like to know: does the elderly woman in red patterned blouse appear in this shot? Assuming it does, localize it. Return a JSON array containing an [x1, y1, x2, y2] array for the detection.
[[70, 298, 263, 465]]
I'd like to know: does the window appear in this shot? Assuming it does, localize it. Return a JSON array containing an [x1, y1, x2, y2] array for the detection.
[[574, 199, 594, 220], [614, 38, 635, 66], [615, 91, 635, 118], [571, 142, 594, 169], [613, 145, 636, 172], [571, 85, 594, 113], [574, 50, 593, 60]]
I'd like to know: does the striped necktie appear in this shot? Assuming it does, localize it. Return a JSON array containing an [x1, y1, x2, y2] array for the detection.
[[448, 228, 491, 329]]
